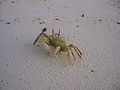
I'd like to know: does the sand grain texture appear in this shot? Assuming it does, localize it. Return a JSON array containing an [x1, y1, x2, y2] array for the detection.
[[0, 0, 120, 90]]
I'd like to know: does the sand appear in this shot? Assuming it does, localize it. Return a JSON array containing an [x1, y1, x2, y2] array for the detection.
[[0, 0, 120, 90]]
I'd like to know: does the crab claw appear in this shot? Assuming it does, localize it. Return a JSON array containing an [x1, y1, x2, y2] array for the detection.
[[42, 28, 47, 33]]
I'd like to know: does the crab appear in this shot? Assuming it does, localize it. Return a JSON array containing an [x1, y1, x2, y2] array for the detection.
[[33, 28, 82, 64]]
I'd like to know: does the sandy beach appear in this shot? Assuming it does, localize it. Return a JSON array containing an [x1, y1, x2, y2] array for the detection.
[[0, 0, 120, 90]]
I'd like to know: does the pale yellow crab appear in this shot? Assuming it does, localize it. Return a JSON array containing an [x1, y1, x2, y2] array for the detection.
[[33, 28, 82, 63]]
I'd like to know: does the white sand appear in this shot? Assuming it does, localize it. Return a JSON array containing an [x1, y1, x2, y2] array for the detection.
[[0, 0, 120, 90]]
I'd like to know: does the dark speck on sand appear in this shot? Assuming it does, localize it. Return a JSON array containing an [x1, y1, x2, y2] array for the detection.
[[6, 22, 11, 24]]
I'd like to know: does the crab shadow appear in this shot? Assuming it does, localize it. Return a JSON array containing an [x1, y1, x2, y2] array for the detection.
[[32, 46, 49, 58], [22, 42, 50, 63], [25, 42, 77, 66]]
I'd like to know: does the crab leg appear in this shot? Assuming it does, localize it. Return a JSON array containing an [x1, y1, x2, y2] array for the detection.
[[73, 46, 82, 58], [67, 49, 71, 63], [33, 28, 47, 46], [42, 40, 51, 51], [69, 48, 76, 60], [52, 27, 55, 38], [33, 33, 49, 46], [67, 48, 75, 65], [33, 34, 41, 46], [53, 46, 61, 57], [74, 46, 82, 56], [68, 44, 82, 58], [67, 50, 70, 57]]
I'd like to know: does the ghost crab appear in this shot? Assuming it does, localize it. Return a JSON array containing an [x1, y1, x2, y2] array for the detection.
[[33, 28, 82, 63]]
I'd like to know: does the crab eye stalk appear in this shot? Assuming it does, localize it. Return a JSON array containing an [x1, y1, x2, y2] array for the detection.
[[58, 29, 60, 38], [42, 28, 47, 33]]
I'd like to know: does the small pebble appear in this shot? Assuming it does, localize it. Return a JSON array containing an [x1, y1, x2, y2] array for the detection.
[[25, 55, 28, 58], [99, 19, 102, 22], [20, 78, 22, 80], [6, 64, 8, 66], [117, 22, 120, 25], [76, 25, 79, 28], [47, 7, 50, 9], [16, 37, 18, 40], [11, 1, 15, 3], [81, 13, 85, 17], [117, 6, 120, 9], [39, 22, 42, 24], [6, 22, 10, 24], [91, 70, 94, 72], [55, 18, 60, 21]]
